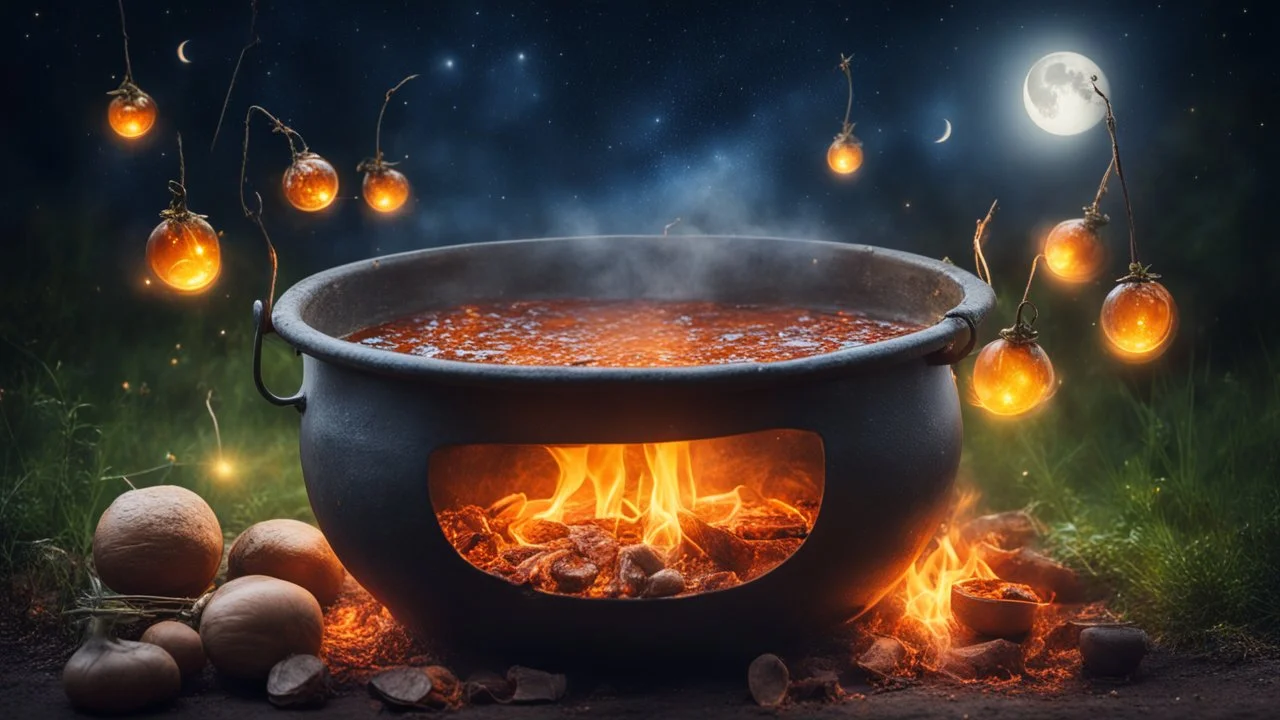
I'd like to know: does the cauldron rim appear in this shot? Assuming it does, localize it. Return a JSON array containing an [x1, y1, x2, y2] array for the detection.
[[271, 235, 995, 388]]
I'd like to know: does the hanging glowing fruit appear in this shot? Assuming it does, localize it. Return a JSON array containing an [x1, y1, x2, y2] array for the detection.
[[1043, 158, 1114, 283], [1090, 76, 1177, 363], [147, 134, 220, 293], [826, 54, 864, 176], [107, 0, 156, 140], [243, 105, 338, 213], [357, 74, 419, 214], [282, 152, 340, 212]]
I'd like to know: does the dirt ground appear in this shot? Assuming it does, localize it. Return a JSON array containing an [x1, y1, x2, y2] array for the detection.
[[4, 607, 1279, 720]]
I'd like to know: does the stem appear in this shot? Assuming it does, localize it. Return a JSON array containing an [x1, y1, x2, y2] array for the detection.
[[176, 132, 185, 188], [204, 390, 223, 458], [117, 0, 132, 82], [1021, 254, 1046, 306], [837, 54, 854, 131], [373, 74, 419, 164], [212, 0, 260, 152], [1091, 76, 1138, 266], [1088, 157, 1114, 214], [972, 199, 998, 285]]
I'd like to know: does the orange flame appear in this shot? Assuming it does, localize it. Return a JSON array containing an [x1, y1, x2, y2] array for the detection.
[[494, 441, 806, 552], [896, 491, 996, 654]]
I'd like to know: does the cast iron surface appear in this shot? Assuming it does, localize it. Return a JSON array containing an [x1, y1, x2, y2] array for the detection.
[[257, 235, 996, 665]]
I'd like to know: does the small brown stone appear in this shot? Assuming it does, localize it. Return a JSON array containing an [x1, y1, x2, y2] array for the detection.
[[619, 543, 666, 575], [569, 524, 620, 570], [368, 667, 433, 709], [642, 568, 686, 597], [857, 636, 907, 678], [545, 551, 600, 594], [747, 653, 789, 707], [941, 639, 1025, 680], [507, 666, 567, 703], [267, 654, 328, 708], [1079, 626, 1149, 677]]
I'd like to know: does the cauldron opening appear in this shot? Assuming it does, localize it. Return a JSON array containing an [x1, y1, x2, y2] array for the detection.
[[429, 429, 824, 600]]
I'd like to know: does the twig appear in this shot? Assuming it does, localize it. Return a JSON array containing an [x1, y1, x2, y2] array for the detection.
[[972, 199, 998, 285], [1091, 76, 1138, 266], [240, 105, 306, 325], [212, 0, 260, 152], [663, 217, 682, 236], [836, 53, 855, 135], [204, 390, 223, 460], [372, 74, 419, 165], [1021, 254, 1046, 306]]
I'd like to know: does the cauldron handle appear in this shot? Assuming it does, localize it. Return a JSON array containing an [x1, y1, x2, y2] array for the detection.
[[252, 300, 306, 412], [925, 310, 979, 366]]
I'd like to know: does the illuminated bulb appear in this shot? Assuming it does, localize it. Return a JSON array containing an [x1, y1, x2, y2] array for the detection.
[[282, 151, 340, 212], [108, 89, 157, 139], [213, 458, 234, 481], [1043, 218, 1106, 283], [827, 135, 864, 175], [971, 338, 1055, 417], [146, 215, 221, 293], [1101, 279, 1177, 361], [362, 166, 411, 213]]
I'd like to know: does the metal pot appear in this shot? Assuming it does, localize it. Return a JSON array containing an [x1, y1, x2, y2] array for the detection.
[[255, 235, 995, 664]]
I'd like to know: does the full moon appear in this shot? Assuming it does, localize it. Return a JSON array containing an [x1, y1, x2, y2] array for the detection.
[[1023, 52, 1109, 136]]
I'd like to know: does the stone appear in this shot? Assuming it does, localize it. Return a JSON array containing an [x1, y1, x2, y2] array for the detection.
[[1079, 626, 1149, 677], [642, 568, 686, 598], [941, 639, 1025, 680], [747, 653, 789, 707], [856, 636, 908, 678], [368, 667, 433, 709], [266, 654, 328, 708], [508, 666, 567, 703]]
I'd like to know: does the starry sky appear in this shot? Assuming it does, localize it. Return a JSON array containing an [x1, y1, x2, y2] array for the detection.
[[2, 0, 1277, 363]]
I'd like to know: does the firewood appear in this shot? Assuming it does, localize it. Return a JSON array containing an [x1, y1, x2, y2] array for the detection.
[[619, 543, 666, 575], [960, 511, 1038, 549], [940, 639, 1024, 680], [544, 551, 600, 594], [642, 568, 686, 598], [747, 653, 789, 707], [486, 493, 527, 520], [678, 512, 756, 578], [856, 636, 907, 678], [507, 666, 567, 703], [518, 519, 571, 544], [266, 654, 328, 708], [368, 667, 433, 709], [464, 669, 514, 704], [982, 544, 1085, 602], [569, 524, 620, 570]]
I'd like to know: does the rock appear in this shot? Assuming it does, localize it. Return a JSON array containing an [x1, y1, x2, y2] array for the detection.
[[619, 543, 666, 575], [982, 545, 1086, 603], [747, 653, 789, 707], [545, 551, 600, 594], [465, 669, 514, 704], [368, 667, 433, 709], [424, 665, 463, 709], [267, 654, 328, 708], [961, 511, 1038, 549], [507, 666, 567, 703], [642, 568, 686, 598], [1079, 626, 1149, 677], [856, 636, 907, 678], [941, 639, 1025, 680], [518, 519, 571, 544], [569, 524, 620, 570]]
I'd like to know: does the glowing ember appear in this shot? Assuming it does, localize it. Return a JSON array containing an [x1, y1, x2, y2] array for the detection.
[[434, 434, 822, 598], [322, 580, 424, 682]]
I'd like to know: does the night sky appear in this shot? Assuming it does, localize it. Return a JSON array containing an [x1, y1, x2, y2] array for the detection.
[[2, 1, 1278, 366]]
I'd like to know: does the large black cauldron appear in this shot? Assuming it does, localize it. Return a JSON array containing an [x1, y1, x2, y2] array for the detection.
[[255, 235, 995, 664]]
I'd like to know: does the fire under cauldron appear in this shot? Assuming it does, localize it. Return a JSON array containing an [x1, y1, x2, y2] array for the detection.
[[254, 235, 995, 665]]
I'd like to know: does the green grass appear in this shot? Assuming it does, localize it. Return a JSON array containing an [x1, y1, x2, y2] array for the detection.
[[962, 353, 1280, 649]]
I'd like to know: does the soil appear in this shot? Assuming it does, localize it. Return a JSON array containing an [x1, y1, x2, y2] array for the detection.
[[4, 605, 1279, 720]]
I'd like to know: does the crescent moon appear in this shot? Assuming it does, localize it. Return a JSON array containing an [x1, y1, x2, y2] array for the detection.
[[934, 118, 952, 144], [177, 40, 191, 64]]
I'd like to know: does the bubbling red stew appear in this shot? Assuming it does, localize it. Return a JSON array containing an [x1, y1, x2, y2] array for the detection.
[[345, 299, 924, 367]]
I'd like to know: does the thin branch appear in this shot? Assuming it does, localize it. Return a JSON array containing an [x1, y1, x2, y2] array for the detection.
[[117, 0, 133, 82], [1021, 254, 1046, 306], [176, 132, 185, 188], [663, 217, 682, 236], [240, 107, 290, 325], [373, 74, 419, 164], [972, 199, 998, 285], [1091, 76, 1138, 266], [204, 390, 223, 458], [212, 0, 260, 152]]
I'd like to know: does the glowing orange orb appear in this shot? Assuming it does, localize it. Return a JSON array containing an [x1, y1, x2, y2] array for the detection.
[[971, 338, 1055, 417], [1101, 280, 1177, 361], [1043, 218, 1106, 283], [146, 216, 221, 293], [282, 152, 339, 212], [362, 167, 411, 213], [827, 136, 863, 175], [108, 91, 157, 139]]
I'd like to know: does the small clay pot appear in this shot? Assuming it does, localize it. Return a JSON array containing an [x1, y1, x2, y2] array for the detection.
[[951, 579, 1040, 640]]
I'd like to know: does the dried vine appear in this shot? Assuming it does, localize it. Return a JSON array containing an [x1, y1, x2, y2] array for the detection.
[[211, 0, 260, 151], [159, 133, 205, 224], [239, 105, 307, 327], [1001, 254, 1046, 344], [972, 199, 998, 285], [835, 53, 856, 140], [1083, 157, 1114, 228], [107, 0, 144, 101], [1091, 75, 1149, 280]]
